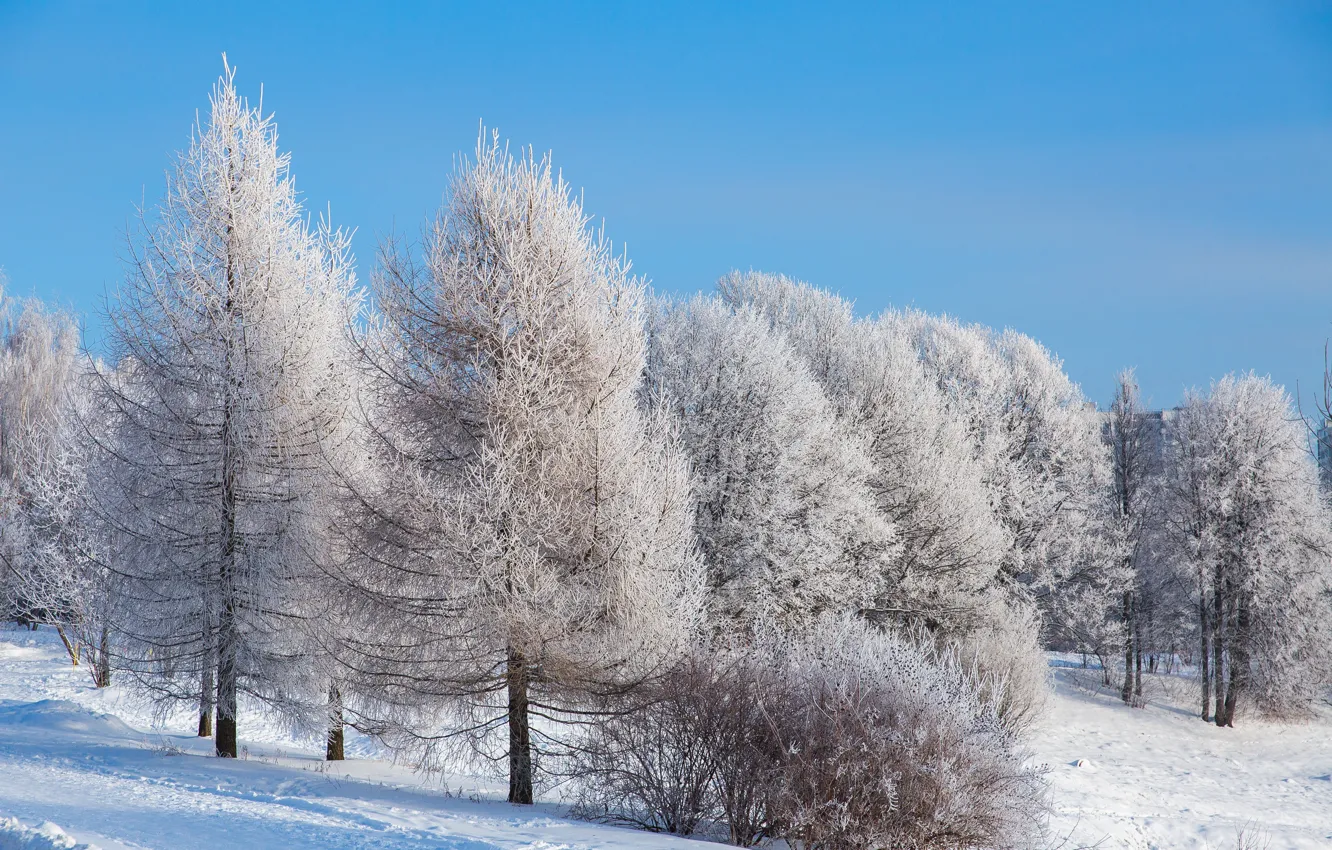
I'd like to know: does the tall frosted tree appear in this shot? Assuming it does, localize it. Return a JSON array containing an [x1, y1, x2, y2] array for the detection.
[[0, 284, 100, 670], [899, 313, 1112, 592], [345, 133, 703, 804], [645, 294, 893, 630], [1164, 374, 1332, 725], [1105, 369, 1162, 705], [896, 311, 1125, 667], [95, 64, 361, 757], [720, 273, 1064, 728], [717, 272, 1007, 634]]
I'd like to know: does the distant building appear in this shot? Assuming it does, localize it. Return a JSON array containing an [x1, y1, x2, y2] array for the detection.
[[1315, 419, 1332, 488], [1106, 408, 1332, 490], [1099, 407, 1180, 460]]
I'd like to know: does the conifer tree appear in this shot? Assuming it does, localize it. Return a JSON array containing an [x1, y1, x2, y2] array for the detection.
[[95, 62, 360, 757], [346, 133, 703, 803]]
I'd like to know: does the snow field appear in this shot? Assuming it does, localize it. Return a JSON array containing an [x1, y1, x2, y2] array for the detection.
[[1037, 661, 1332, 850], [0, 627, 713, 850], [3, 627, 1331, 849]]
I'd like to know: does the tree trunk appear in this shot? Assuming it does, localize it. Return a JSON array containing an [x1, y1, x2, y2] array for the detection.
[[213, 155, 240, 761], [214, 592, 238, 757], [95, 625, 111, 688], [1133, 622, 1144, 705], [506, 646, 533, 805], [1199, 585, 1210, 722], [325, 684, 345, 761], [1212, 561, 1226, 728], [198, 662, 214, 738], [198, 615, 215, 735], [55, 626, 79, 666], [1222, 590, 1247, 728], [1120, 591, 1134, 705]]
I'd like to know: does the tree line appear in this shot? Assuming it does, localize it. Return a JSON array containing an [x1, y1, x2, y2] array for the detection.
[[1, 65, 1329, 848]]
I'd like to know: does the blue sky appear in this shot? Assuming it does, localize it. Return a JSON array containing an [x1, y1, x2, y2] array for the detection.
[[2, 1, 1331, 408]]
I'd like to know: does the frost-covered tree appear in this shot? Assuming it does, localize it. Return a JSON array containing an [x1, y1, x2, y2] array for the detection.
[[718, 273, 1052, 729], [7, 361, 120, 687], [717, 273, 1006, 635], [0, 285, 84, 631], [1105, 369, 1165, 704], [94, 63, 361, 757], [644, 295, 893, 629], [900, 314, 1113, 592], [1164, 374, 1332, 725], [343, 133, 703, 804], [0, 285, 117, 686], [895, 311, 1127, 669]]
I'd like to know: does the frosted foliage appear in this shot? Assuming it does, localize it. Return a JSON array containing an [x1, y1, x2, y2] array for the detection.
[[716, 272, 1007, 634], [890, 311, 1123, 653], [645, 295, 893, 629], [348, 133, 703, 758], [0, 288, 79, 491], [1167, 375, 1332, 716], [951, 598, 1050, 736], [95, 65, 362, 713], [898, 313, 1110, 583], [0, 288, 85, 623]]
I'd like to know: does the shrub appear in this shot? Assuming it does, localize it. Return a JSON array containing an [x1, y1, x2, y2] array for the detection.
[[951, 599, 1051, 737], [572, 614, 1049, 849]]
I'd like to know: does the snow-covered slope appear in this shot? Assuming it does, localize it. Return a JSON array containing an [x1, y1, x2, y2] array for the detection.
[[0, 627, 713, 849], [1037, 660, 1332, 850], [2, 627, 1330, 849]]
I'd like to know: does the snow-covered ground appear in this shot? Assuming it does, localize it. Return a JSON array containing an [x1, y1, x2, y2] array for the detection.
[[1, 627, 1329, 849], [0, 626, 715, 849], [1037, 658, 1332, 850]]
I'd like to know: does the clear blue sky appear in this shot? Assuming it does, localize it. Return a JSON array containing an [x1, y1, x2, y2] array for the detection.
[[3, 1, 1331, 408]]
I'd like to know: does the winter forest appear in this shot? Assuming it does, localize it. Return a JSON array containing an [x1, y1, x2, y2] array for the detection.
[[2, 67, 1332, 850]]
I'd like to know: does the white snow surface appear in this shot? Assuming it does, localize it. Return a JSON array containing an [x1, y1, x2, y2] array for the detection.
[[2, 629, 1330, 849], [0, 816, 98, 850], [0, 627, 713, 849], [1039, 657, 1332, 849]]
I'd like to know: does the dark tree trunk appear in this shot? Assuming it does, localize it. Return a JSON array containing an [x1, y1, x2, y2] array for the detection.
[[326, 684, 345, 761], [95, 626, 111, 688], [198, 628, 215, 737], [1212, 562, 1226, 728], [198, 662, 214, 738], [1121, 591, 1135, 705], [1199, 586, 1210, 722], [198, 704, 213, 738], [1221, 659, 1239, 727], [215, 599, 238, 758], [1133, 630, 1144, 704], [1222, 591, 1247, 728], [506, 646, 533, 805], [213, 158, 240, 761]]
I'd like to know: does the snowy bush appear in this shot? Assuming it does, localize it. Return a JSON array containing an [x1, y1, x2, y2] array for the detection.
[[569, 650, 772, 841], [951, 599, 1050, 737], [573, 615, 1048, 849]]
